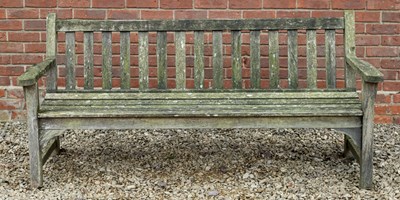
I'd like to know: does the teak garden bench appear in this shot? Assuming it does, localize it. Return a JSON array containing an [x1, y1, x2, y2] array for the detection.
[[18, 11, 383, 189]]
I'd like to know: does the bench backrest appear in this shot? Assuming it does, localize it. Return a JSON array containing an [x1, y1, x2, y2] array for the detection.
[[45, 11, 356, 92]]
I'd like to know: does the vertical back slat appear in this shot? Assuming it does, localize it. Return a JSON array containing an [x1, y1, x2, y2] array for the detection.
[[212, 31, 223, 89], [65, 32, 76, 90], [84, 32, 94, 89], [120, 31, 131, 89], [175, 31, 186, 90], [250, 30, 260, 89], [288, 30, 298, 89], [194, 31, 204, 89], [102, 32, 112, 90], [157, 31, 167, 89], [269, 30, 279, 89], [306, 30, 317, 89], [325, 29, 336, 89], [46, 13, 57, 92], [139, 31, 149, 91], [345, 11, 356, 89], [231, 30, 242, 89]]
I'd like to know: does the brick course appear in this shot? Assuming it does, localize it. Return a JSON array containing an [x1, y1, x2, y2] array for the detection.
[[0, 0, 399, 123]]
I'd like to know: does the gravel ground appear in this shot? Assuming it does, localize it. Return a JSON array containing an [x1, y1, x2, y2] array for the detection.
[[0, 122, 399, 199]]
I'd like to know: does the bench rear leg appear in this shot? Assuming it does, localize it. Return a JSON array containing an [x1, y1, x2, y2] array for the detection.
[[53, 136, 61, 155], [24, 84, 43, 188], [343, 135, 352, 158]]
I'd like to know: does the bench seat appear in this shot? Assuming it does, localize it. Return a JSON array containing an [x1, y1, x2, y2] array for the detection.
[[39, 91, 362, 118]]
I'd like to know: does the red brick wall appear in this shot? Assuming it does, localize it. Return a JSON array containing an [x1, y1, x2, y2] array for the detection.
[[0, 0, 399, 123]]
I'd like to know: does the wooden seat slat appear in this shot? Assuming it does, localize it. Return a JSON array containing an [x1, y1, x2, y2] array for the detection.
[[38, 107, 362, 118]]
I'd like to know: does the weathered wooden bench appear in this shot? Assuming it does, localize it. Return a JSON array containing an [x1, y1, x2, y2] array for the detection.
[[18, 11, 383, 189]]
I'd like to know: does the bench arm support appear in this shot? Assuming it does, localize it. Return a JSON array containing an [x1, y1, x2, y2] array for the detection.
[[17, 57, 56, 86], [346, 56, 383, 83]]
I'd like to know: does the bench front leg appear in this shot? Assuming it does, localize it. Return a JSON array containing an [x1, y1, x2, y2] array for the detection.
[[24, 83, 43, 188], [360, 80, 378, 189]]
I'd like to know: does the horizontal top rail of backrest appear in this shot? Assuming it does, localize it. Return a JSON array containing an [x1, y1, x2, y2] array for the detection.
[[56, 18, 344, 32]]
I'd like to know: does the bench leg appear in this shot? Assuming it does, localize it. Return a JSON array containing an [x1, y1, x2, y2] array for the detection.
[[360, 81, 377, 190], [343, 135, 350, 156], [24, 84, 43, 188], [52, 136, 61, 155]]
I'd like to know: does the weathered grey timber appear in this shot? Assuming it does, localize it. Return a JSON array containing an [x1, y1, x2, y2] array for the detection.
[[18, 11, 383, 189], [56, 18, 344, 32], [65, 32, 76, 90], [306, 30, 317, 89], [138, 32, 149, 90], [288, 30, 298, 89], [84, 32, 94, 89], [46, 13, 57, 92], [120, 31, 131, 89], [269, 30, 279, 89], [360, 81, 377, 189], [157, 31, 167, 89], [344, 11, 356, 89], [175, 31, 186, 89], [212, 31, 223, 89], [24, 83, 43, 188], [17, 58, 56, 86], [45, 13, 61, 161], [250, 31, 260, 89], [194, 31, 204, 89], [102, 32, 112, 90], [231, 31, 242, 89], [325, 30, 336, 88], [346, 56, 384, 83]]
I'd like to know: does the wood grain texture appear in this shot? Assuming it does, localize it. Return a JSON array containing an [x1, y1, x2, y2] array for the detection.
[[360, 81, 378, 189], [102, 32, 112, 90], [139, 32, 149, 91], [157, 31, 167, 89], [346, 56, 383, 83], [40, 116, 361, 130], [194, 31, 204, 89], [212, 31, 223, 89], [24, 83, 43, 188], [288, 30, 298, 89], [65, 32, 76, 90], [45, 91, 360, 100], [57, 18, 345, 32], [120, 31, 131, 89], [306, 30, 317, 89], [43, 98, 360, 107], [41, 138, 59, 165], [345, 11, 356, 89], [250, 31, 260, 89], [18, 58, 56, 86], [325, 30, 336, 89], [231, 31, 242, 89], [175, 31, 186, 90], [269, 31, 279, 89], [46, 13, 57, 92], [84, 32, 94, 89], [40, 130, 64, 147]]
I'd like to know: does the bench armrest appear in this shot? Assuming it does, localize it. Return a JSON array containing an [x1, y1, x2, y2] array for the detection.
[[346, 56, 384, 83], [17, 57, 56, 86]]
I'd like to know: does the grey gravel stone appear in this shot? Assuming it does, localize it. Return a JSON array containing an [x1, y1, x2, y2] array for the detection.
[[208, 190, 219, 196], [0, 122, 399, 199]]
